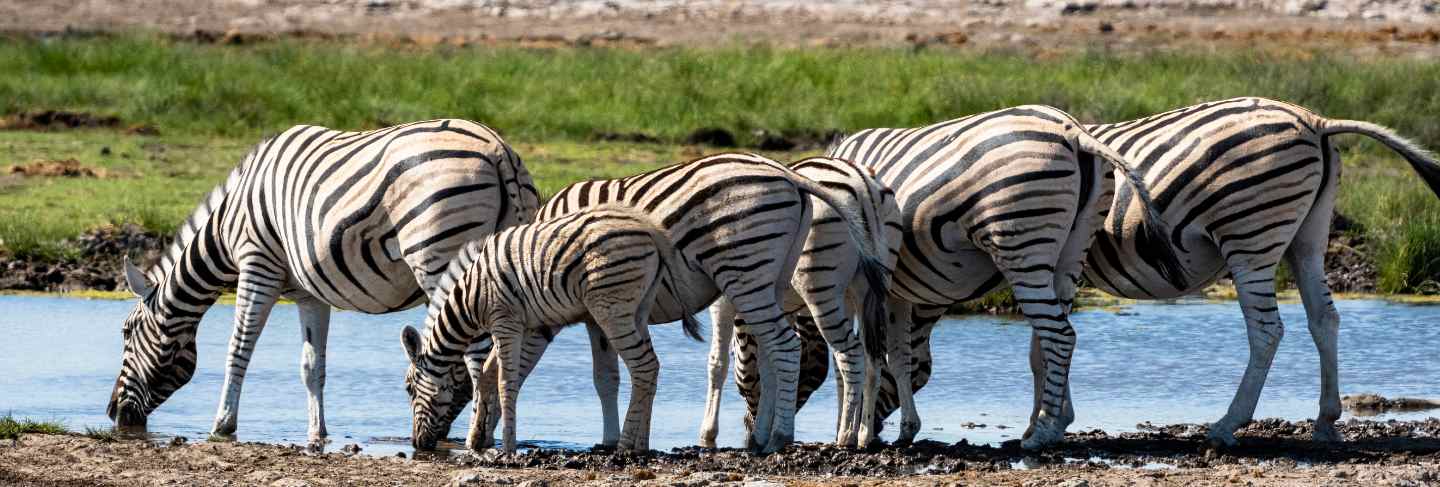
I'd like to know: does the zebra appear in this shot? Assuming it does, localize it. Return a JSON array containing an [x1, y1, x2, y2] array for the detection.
[[401, 205, 700, 453], [106, 120, 538, 446], [458, 152, 890, 453], [697, 156, 902, 449], [784, 105, 1180, 449], [1077, 97, 1440, 446]]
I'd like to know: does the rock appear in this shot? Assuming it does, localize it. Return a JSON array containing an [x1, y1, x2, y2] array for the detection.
[[454, 471, 514, 485], [1058, 480, 1090, 487], [340, 443, 362, 455], [517, 480, 549, 487], [270, 479, 311, 487]]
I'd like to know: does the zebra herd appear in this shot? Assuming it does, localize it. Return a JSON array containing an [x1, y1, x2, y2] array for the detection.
[[106, 97, 1440, 454]]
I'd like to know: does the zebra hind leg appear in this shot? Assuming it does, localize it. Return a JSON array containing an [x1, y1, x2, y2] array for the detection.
[[585, 322, 622, 449], [1208, 264, 1285, 447], [1287, 213, 1343, 442], [1012, 281, 1076, 450], [295, 295, 332, 447], [698, 297, 736, 449]]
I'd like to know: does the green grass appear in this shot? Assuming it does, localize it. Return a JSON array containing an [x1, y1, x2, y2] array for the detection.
[[82, 426, 119, 442], [4, 34, 1440, 292], [0, 415, 68, 440]]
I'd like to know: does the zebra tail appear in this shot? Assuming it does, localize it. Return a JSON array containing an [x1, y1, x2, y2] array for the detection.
[[1074, 130, 1191, 291], [1322, 119, 1440, 199], [639, 213, 704, 343], [780, 159, 891, 360]]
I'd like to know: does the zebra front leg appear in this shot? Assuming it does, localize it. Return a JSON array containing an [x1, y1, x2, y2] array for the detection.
[[464, 336, 496, 451], [1289, 239, 1343, 442], [1015, 284, 1076, 450], [295, 296, 332, 446], [490, 322, 526, 453], [1209, 265, 1285, 447], [212, 259, 285, 438], [698, 298, 736, 449], [585, 322, 622, 449]]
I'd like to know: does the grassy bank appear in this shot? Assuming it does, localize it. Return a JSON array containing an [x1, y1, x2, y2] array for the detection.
[[3, 34, 1440, 292]]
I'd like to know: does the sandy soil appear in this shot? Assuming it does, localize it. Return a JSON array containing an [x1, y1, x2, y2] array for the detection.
[[4, 0, 1440, 57], [3, 418, 1438, 486]]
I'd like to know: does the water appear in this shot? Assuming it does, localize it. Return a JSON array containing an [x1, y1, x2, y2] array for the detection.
[[2, 295, 1437, 457]]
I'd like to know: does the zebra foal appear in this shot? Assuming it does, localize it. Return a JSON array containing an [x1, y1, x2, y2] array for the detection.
[[1082, 97, 1440, 446], [107, 120, 537, 445], [459, 153, 889, 453], [402, 205, 698, 453]]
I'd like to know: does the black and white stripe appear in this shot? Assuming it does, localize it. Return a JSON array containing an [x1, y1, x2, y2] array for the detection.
[[464, 152, 888, 453], [401, 206, 698, 453], [822, 105, 1178, 448], [699, 156, 901, 449], [1082, 97, 1440, 446], [107, 119, 537, 445]]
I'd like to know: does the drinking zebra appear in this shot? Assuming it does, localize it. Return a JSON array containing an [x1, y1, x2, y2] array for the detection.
[[457, 152, 889, 453], [106, 120, 537, 445], [1080, 97, 1440, 446], [697, 156, 902, 448], [791, 105, 1179, 448], [401, 205, 698, 452]]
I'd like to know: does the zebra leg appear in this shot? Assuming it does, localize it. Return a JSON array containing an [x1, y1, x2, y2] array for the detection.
[[1012, 281, 1075, 450], [732, 325, 762, 450], [1288, 221, 1343, 442], [698, 297, 735, 448], [1208, 264, 1285, 447], [490, 321, 527, 453], [596, 317, 660, 452], [464, 336, 496, 451], [795, 310, 851, 446], [885, 297, 922, 446], [585, 322, 622, 448], [295, 295, 332, 445], [212, 258, 285, 438]]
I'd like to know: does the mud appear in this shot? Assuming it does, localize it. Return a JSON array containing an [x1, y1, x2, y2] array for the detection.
[[0, 110, 158, 135], [2, 419, 1439, 486], [0, 223, 163, 292], [8, 159, 109, 178]]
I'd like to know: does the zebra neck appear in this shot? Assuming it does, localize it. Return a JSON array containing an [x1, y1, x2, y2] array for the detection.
[[149, 223, 237, 326], [422, 273, 492, 364]]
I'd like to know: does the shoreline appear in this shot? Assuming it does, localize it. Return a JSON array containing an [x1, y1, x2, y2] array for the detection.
[[3, 417, 1438, 485]]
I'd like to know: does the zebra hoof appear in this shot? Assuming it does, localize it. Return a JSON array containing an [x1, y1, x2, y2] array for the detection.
[[1205, 428, 1239, 448], [1020, 424, 1064, 450], [211, 415, 238, 437], [1313, 424, 1342, 443]]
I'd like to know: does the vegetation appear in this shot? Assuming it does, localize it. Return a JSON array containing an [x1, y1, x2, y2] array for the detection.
[[3, 33, 1440, 292], [0, 415, 68, 440]]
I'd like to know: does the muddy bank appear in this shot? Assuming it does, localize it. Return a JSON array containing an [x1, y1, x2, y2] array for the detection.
[[2, 418, 1439, 486], [0, 224, 163, 292]]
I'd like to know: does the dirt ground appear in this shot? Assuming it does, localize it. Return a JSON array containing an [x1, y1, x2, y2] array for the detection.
[[5, 0, 1440, 57], [3, 418, 1439, 486]]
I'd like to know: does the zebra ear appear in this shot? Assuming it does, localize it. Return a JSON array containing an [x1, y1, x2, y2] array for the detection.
[[401, 326, 422, 364], [123, 256, 152, 298]]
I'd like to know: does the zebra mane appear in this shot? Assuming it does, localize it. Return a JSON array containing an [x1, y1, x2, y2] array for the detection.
[[822, 131, 850, 157], [423, 238, 489, 327], [142, 150, 250, 285]]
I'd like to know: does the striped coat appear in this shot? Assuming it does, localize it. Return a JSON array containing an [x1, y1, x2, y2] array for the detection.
[[107, 120, 536, 445], [824, 105, 1175, 448], [402, 205, 697, 453]]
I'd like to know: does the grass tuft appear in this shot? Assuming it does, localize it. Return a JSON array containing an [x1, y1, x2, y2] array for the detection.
[[0, 415, 68, 440]]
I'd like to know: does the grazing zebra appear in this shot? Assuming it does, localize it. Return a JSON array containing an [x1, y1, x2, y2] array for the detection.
[[1079, 97, 1440, 446], [106, 120, 537, 445], [459, 152, 889, 453], [697, 156, 902, 449], [803, 105, 1180, 448], [401, 205, 699, 452]]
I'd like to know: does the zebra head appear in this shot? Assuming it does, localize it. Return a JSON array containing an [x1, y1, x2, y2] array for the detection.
[[107, 257, 199, 429], [401, 325, 473, 450]]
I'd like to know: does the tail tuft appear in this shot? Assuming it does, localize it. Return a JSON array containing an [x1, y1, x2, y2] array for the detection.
[[859, 256, 889, 362]]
